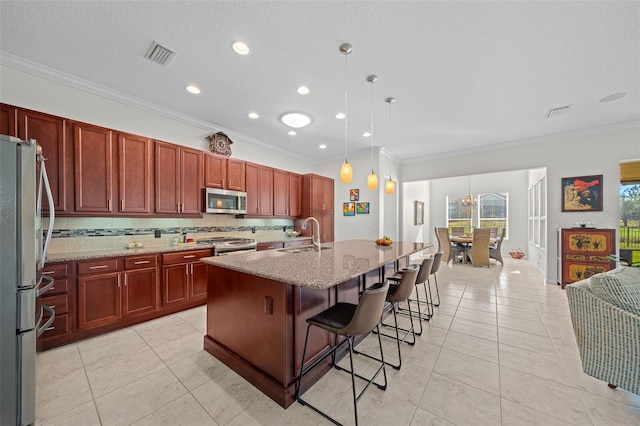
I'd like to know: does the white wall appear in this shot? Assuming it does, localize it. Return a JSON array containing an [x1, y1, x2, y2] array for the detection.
[[402, 180, 430, 243], [401, 124, 640, 283]]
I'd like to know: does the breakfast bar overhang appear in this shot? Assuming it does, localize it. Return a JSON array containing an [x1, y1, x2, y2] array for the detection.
[[200, 240, 431, 408]]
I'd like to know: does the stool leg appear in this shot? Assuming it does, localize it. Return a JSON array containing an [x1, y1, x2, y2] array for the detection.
[[430, 274, 440, 306], [347, 337, 358, 426]]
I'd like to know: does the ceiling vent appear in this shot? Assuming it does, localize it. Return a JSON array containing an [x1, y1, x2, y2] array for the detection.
[[546, 104, 572, 118], [144, 41, 176, 67]]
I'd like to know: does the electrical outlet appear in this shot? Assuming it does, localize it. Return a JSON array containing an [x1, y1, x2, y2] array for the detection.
[[154, 229, 161, 238]]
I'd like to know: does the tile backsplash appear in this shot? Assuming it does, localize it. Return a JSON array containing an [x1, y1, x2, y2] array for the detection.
[[44, 214, 295, 254]]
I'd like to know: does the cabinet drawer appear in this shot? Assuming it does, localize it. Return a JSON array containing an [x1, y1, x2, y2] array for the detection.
[[162, 249, 212, 265], [284, 239, 311, 248], [76, 258, 118, 275], [38, 314, 70, 340], [257, 242, 284, 251], [43, 278, 68, 296], [38, 294, 69, 315], [125, 255, 157, 270], [42, 263, 69, 278]]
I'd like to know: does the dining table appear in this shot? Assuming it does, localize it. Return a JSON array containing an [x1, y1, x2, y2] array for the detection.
[[450, 234, 498, 263]]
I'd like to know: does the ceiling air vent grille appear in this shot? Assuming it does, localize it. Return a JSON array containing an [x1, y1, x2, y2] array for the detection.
[[546, 104, 572, 118], [144, 41, 176, 67]]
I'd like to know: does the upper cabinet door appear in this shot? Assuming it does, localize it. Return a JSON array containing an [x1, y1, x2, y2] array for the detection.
[[1, 104, 17, 136], [204, 153, 227, 189], [289, 173, 302, 217], [180, 147, 202, 214], [273, 169, 289, 216], [226, 158, 245, 191], [119, 133, 152, 213], [154, 141, 181, 214], [18, 109, 68, 213], [73, 122, 114, 213], [245, 162, 260, 215]]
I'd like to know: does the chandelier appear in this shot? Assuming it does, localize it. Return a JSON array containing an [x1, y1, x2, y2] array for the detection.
[[461, 176, 477, 215]]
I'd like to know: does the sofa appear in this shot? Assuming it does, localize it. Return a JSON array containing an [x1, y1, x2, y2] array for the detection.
[[566, 267, 640, 395]]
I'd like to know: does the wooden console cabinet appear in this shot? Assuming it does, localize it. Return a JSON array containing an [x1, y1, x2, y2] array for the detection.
[[558, 228, 616, 288]]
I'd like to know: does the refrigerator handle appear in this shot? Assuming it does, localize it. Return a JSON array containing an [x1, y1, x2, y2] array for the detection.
[[36, 305, 56, 337], [39, 160, 55, 269], [36, 275, 55, 298]]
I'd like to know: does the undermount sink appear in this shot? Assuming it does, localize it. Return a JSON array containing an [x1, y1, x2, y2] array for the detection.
[[277, 245, 331, 254]]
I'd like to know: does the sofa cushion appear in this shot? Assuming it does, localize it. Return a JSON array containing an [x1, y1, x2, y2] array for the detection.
[[589, 267, 640, 316]]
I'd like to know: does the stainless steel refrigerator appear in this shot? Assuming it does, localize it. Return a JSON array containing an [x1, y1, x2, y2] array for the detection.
[[1, 135, 55, 425]]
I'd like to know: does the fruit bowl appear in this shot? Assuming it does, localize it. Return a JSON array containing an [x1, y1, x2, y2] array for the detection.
[[375, 237, 392, 246], [285, 230, 300, 237]]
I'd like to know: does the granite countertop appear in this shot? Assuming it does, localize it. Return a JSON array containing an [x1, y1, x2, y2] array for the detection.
[[201, 239, 432, 290]]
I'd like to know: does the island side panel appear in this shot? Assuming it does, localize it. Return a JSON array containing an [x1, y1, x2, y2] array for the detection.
[[205, 265, 290, 384]]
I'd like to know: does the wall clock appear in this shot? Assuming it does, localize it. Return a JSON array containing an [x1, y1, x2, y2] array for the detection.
[[207, 132, 233, 157]]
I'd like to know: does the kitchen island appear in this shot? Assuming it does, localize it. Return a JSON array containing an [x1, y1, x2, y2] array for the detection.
[[200, 239, 431, 408]]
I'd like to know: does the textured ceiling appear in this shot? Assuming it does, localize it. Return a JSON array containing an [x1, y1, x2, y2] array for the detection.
[[1, 1, 638, 163]]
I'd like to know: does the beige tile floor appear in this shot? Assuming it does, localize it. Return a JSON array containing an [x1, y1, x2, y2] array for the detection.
[[36, 258, 640, 425]]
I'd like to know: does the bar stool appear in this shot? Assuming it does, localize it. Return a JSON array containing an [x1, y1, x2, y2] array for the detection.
[[296, 281, 390, 426], [371, 268, 419, 370], [390, 257, 434, 335]]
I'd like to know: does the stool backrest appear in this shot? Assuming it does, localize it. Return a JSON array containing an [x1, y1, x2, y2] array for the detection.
[[386, 268, 419, 304], [344, 281, 390, 335], [415, 257, 434, 286], [430, 251, 444, 274]]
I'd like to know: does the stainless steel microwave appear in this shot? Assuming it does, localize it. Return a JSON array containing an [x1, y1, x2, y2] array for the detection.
[[205, 188, 247, 214]]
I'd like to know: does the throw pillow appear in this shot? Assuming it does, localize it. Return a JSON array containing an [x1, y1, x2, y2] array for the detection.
[[589, 267, 640, 316]]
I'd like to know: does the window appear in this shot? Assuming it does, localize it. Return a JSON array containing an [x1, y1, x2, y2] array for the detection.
[[446, 192, 508, 236]]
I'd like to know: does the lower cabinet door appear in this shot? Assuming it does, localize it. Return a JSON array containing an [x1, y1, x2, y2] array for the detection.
[[78, 272, 122, 329], [162, 264, 189, 306], [190, 262, 208, 301], [124, 267, 159, 317]]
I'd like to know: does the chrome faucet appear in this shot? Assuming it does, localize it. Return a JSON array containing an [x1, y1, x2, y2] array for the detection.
[[301, 217, 321, 251]]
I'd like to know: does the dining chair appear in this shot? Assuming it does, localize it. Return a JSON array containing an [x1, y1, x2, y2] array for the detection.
[[489, 227, 498, 238], [467, 228, 491, 267], [435, 227, 464, 264], [451, 226, 465, 236], [489, 227, 506, 265]]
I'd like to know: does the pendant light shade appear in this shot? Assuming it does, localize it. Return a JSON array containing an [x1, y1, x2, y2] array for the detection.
[[340, 161, 353, 182], [385, 97, 396, 195], [339, 43, 353, 183], [385, 178, 395, 194], [367, 74, 378, 190]]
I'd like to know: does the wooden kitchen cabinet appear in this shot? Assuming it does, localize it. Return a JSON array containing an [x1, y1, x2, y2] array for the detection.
[[155, 141, 203, 215], [558, 228, 616, 288], [37, 262, 72, 350], [118, 132, 153, 213], [245, 162, 274, 216], [161, 249, 211, 307], [73, 122, 114, 213], [273, 169, 302, 217], [18, 108, 69, 213], [204, 152, 246, 191], [1, 103, 17, 136], [77, 255, 159, 329], [300, 174, 334, 242]]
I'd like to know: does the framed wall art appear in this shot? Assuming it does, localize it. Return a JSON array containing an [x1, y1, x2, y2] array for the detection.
[[561, 175, 603, 212], [350, 189, 359, 201], [356, 202, 370, 214], [415, 201, 424, 225], [343, 202, 355, 216]]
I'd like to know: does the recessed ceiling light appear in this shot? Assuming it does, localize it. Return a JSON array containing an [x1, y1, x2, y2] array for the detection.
[[599, 92, 626, 103], [335, 112, 346, 119], [232, 41, 249, 55], [319, 144, 327, 149], [288, 130, 297, 136], [297, 86, 310, 95], [185, 85, 200, 94], [248, 112, 259, 119], [280, 112, 312, 128], [362, 132, 371, 138]]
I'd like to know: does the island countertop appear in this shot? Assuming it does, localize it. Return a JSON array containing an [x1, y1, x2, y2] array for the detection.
[[200, 239, 432, 290]]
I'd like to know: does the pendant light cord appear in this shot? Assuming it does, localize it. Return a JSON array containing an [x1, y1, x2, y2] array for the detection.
[[370, 77, 374, 171], [344, 51, 348, 161]]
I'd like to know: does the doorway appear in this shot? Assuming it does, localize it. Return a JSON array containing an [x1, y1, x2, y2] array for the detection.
[[619, 160, 640, 265]]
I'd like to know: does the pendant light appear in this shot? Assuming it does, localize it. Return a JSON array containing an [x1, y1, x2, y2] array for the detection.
[[385, 97, 396, 194], [339, 43, 353, 183], [367, 74, 378, 190]]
